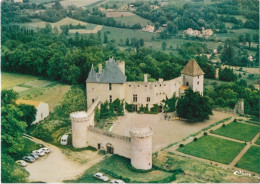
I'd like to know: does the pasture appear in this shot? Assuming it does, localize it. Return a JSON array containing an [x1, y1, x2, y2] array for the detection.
[[60, 0, 101, 7], [212, 122, 259, 142], [69, 25, 103, 34], [177, 135, 245, 164], [67, 155, 176, 183], [1, 72, 71, 112], [113, 14, 152, 27], [105, 11, 135, 17], [236, 146, 260, 173]]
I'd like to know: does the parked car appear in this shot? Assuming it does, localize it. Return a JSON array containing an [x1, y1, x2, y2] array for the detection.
[[110, 179, 125, 184], [29, 152, 39, 159], [32, 150, 45, 157], [39, 147, 50, 154], [93, 173, 109, 182], [22, 156, 35, 163], [15, 160, 27, 167]]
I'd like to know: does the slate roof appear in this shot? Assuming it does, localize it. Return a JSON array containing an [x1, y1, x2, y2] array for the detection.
[[86, 58, 126, 83], [181, 59, 205, 76]]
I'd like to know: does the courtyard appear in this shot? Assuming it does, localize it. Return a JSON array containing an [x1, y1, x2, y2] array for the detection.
[[110, 111, 232, 151]]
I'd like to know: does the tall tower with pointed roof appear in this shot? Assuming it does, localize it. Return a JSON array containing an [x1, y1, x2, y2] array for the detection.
[[181, 59, 204, 95]]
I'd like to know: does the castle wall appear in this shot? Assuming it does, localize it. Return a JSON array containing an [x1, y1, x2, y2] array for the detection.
[[125, 77, 182, 109], [86, 83, 125, 108], [87, 127, 131, 158]]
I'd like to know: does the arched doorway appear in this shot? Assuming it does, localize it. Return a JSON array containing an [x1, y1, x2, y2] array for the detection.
[[106, 143, 114, 154]]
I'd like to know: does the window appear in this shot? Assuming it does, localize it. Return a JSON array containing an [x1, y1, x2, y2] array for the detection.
[[160, 84, 161, 87], [145, 85, 147, 87], [92, 99, 95, 103], [133, 94, 137, 102], [109, 83, 112, 90], [147, 97, 150, 102], [198, 76, 199, 79], [92, 88, 94, 90], [109, 95, 112, 103], [133, 105, 138, 111], [129, 85, 131, 87], [114, 106, 118, 112], [186, 82, 189, 86], [155, 85, 157, 87], [138, 85, 140, 87], [197, 81, 199, 85]]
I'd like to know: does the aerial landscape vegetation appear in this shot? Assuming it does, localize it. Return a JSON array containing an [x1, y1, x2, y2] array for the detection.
[[1, 0, 259, 183]]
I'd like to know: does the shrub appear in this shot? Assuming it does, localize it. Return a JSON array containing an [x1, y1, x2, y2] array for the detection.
[[222, 124, 226, 127], [179, 144, 184, 147], [204, 132, 208, 136], [125, 102, 134, 112], [193, 137, 198, 141]]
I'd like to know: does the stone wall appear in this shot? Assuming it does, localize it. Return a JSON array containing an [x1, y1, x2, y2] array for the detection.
[[87, 127, 131, 158]]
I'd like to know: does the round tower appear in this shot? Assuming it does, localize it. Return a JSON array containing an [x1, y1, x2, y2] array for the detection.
[[129, 127, 153, 170], [70, 111, 89, 148]]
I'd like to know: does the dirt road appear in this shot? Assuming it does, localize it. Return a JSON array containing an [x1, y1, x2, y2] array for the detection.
[[24, 137, 104, 183]]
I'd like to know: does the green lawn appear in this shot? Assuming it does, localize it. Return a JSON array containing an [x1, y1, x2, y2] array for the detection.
[[177, 135, 245, 164], [66, 155, 177, 183], [254, 137, 260, 145], [236, 146, 260, 174], [212, 122, 259, 142]]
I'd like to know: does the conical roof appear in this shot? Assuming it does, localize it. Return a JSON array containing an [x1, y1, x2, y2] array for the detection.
[[181, 59, 205, 76]]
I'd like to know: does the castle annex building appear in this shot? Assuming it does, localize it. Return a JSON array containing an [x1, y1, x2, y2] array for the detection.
[[86, 58, 204, 110]]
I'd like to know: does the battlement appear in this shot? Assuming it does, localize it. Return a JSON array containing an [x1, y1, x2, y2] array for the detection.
[[129, 127, 153, 138], [70, 111, 88, 122], [88, 126, 131, 142]]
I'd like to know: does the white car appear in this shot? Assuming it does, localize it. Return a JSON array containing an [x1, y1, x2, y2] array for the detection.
[[32, 149, 45, 157], [39, 147, 50, 154], [15, 160, 27, 167], [110, 179, 125, 184], [93, 173, 109, 182]]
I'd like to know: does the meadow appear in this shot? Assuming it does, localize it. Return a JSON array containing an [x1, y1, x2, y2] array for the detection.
[[236, 146, 260, 173], [66, 155, 177, 183], [113, 14, 152, 27], [254, 137, 260, 145], [2, 72, 71, 112], [177, 135, 245, 164], [60, 0, 101, 7], [212, 122, 259, 142]]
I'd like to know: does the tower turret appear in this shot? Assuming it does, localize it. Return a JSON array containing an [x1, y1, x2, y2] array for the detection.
[[129, 127, 153, 170], [70, 111, 89, 148]]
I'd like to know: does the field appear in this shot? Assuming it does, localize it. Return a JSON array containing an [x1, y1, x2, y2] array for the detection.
[[212, 122, 259, 142], [105, 11, 135, 17], [153, 152, 258, 183], [67, 155, 176, 183], [254, 137, 260, 145], [2, 72, 71, 112], [19, 17, 90, 33], [113, 14, 152, 27], [69, 25, 103, 34], [60, 0, 102, 7], [236, 146, 260, 173], [177, 135, 245, 164]]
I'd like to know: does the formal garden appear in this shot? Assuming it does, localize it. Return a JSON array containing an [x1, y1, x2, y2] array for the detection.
[[236, 146, 260, 174], [177, 135, 245, 164], [212, 122, 259, 142]]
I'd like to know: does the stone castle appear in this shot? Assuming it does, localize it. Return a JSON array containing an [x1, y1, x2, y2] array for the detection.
[[70, 58, 205, 170]]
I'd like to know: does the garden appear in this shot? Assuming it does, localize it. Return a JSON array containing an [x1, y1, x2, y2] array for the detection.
[[212, 122, 259, 142], [236, 146, 260, 174], [177, 135, 245, 164]]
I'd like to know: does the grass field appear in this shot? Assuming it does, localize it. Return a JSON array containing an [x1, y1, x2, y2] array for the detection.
[[67, 155, 176, 183], [2, 72, 71, 112], [60, 0, 101, 7], [177, 135, 245, 164], [212, 122, 259, 142], [114, 14, 152, 27], [153, 152, 258, 183], [236, 146, 260, 173], [1, 72, 39, 89]]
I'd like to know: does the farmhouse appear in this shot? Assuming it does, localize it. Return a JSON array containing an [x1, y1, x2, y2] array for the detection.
[[142, 25, 155, 33], [16, 99, 49, 124], [86, 58, 204, 110]]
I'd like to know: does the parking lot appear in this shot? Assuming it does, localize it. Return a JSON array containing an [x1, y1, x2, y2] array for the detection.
[[24, 137, 104, 183]]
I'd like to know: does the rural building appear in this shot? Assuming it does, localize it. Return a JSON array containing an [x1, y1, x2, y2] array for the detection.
[[16, 99, 49, 124], [183, 27, 213, 38], [86, 58, 204, 111], [142, 25, 155, 33], [13, 0, 23, 3]]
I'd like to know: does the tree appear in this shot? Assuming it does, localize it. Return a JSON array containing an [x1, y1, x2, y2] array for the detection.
[[18, 104, 37, 126], [162, 41, 167, 50], [176, 89, 213, 122], [219, 67, 237, 82], [245, 33, 252, 49], [104, 32, 108, 43], [1, 89, 18, 106], [161, 95, 177, 112]]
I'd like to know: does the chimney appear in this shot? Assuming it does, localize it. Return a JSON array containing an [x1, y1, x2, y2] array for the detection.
[[144, 74, 148, 82], [159, 78, 163, 82], [117, 61, 125, 75], [98, 64, 102, 73]]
